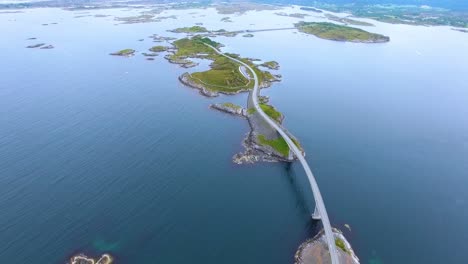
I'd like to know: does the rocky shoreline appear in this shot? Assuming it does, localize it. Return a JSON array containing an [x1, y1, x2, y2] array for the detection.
[[70, 253, 113, 264], [210, 102, 304, 164], [295, 229, 359, 264], [179, 72, 253, 97]]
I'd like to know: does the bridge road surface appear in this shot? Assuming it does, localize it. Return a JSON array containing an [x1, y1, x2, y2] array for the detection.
[[205, 44, 340, 264]]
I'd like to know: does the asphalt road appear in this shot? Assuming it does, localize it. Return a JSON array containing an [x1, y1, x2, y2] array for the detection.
[[206, 44, 340, 264]]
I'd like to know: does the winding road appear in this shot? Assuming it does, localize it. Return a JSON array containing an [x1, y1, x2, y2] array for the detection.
[[205, 44, 340, 264]]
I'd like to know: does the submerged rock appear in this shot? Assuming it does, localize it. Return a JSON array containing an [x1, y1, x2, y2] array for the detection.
[[26, 43, 45, 48]]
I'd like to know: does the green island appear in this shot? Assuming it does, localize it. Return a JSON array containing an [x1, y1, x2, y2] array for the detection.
[[242, 33, 254, 38], [260, 61, 279, 70], [110, 49, 135, 56], [221, 102, 242, 111], [325, 14, 374, 26], [167, 35, 279, 96], [149, 45, 168, 52], [170, 25, 209, 33], [295, 22, 390, 43]]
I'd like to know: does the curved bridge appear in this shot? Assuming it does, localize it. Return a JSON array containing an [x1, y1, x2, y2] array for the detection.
[[205, 44, 340, 264]]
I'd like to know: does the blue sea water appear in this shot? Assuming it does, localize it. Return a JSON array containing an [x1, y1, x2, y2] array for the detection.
[[1, 6, 468, 264]]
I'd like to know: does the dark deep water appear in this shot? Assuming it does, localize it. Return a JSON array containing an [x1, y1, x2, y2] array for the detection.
[[1, 7, 468, 264]]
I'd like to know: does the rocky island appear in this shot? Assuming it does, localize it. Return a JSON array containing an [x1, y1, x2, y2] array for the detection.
[[295, 21, 389, 43], [295, 229, 359, 264], [260, 61, 280, 70], [110, 49, 135, 56], [26, 43, 45, 48], [70, 253, 113, 264]]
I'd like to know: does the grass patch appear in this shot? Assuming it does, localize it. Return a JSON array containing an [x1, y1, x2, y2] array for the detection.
[[261, 61, 279, 70], [257, 134, 289, 157], [295, 22, 389, 42], [222, 102, 242, 110], [247, 108, 256, 114], [259, 104, 282, 123], [170, 36, 274, 93], [335, 238, 349, 254]]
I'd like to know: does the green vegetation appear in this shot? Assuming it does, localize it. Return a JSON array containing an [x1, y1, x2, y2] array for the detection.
[[171, 26, 209, 33], [335, 238, 349, 254], [261, 61, 279, 70], [257, 135, 289, 157], [295, 22, 389, 43], [110, 49, 135, 56], [247, 108, 256, 115], [149, 45, 168, 52], [242, 33, 254, 38], [291, 137, 301, 149], [259, 103, 282, 123], [169, 36, 275, 94], [222, 102, 242, 110]]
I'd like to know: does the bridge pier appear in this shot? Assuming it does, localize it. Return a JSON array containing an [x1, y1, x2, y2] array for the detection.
[[312, 205, 321, 220]]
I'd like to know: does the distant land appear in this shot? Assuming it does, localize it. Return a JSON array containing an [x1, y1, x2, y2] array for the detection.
[[295, 22, 390, 43]]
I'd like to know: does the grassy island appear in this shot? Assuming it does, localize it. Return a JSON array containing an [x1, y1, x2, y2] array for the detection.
[[110, 49, 135, 56], [295, 22, 389, 43], [261, 61, 279, 70], [170, 26, 209, 33], [168, 36, 277, 95], [149, 45, 168, 52]]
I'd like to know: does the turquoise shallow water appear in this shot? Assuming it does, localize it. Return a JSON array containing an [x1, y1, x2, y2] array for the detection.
[[1, 7, 468, 264]]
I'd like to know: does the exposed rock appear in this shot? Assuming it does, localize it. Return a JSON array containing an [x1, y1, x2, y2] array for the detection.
[[40, 44, 54, 49], [179, 73, 217, 97], [295, 229, 359, 264], [70, 253, 113, 264], [210, 103, 245, 116]]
